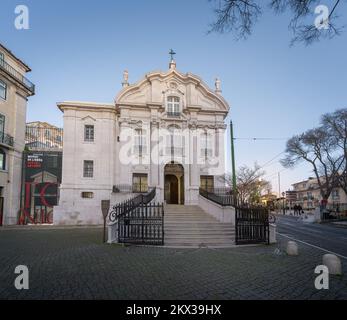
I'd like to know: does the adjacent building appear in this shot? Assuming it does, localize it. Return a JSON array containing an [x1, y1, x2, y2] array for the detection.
[[0, 43, 35, 225], [25, 121, 63, 150], [291, 177, 347, 210], [53, 58, 229, 225]]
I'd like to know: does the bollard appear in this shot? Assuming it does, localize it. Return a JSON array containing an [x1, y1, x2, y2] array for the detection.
[[323, 254, 342, 275], [286, 241, 299, 256]]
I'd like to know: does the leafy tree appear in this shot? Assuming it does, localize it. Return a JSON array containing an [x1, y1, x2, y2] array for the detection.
[[209, 0, 344, 45]]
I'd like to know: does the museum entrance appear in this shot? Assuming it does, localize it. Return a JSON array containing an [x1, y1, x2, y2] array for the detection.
[[164, 163, 184, 205]]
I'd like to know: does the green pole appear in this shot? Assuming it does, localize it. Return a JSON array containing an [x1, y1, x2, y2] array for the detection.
[[230, 120, 237, 194]]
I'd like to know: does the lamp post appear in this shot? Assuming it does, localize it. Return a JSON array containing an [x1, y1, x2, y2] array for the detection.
[[230, 121, 237, 199], [282, 192, 286, 215]]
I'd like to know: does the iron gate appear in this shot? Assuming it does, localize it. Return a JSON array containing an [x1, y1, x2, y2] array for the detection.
[[118, 203, 164, 245], [235, 207, 271, 245]]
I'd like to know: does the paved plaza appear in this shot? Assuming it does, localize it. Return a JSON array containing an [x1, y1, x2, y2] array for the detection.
[[0, 227, 346, 300]]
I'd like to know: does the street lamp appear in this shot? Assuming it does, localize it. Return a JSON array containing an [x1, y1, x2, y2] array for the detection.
[[282, 192, 286, 215]]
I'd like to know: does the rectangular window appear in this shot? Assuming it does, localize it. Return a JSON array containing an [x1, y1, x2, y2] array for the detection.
[[0, 80, 7, 100], [84, 125, 94, 142], [201, 133, 213, 158], [0, 52, 4, 65], [0, 150, 5, 170], [132, 173, 148, 193], [83, 160, 94, 178], [134, 129, 147, 156], [0, 114, 4, 133], [200, 175, 214, 191]]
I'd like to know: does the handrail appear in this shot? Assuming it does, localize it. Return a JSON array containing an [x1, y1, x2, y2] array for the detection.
[[0, 58, 35, 94], [199, 187, 237, 207], [108, 187, 156, 224], [0, 131, 14, 147]]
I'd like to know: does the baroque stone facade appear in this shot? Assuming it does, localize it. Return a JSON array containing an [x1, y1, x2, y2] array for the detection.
[[53, 60, 230, 225]]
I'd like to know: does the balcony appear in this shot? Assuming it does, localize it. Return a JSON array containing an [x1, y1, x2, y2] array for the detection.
[[0, 59, 35, 95], [167, 111, 181, 117], [0, 131, 14, 147]]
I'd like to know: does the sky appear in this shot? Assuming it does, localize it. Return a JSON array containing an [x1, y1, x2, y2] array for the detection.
[[1, 0, 347, 193]]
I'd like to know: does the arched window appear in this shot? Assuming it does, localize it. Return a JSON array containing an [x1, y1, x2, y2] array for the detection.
[[0, 149, 5, 170], [167, 96, 180, 116]]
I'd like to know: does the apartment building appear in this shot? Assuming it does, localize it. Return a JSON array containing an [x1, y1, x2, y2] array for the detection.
[[0, 43, 35, 225], [292, 177, 347, 210]]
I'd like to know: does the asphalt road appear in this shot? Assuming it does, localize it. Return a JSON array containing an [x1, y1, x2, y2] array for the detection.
[[276, 214, 347, 259]]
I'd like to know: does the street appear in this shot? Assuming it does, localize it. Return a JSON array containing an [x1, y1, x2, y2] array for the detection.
[[276, 214, 347, 258], [0, 224, 346, 300]]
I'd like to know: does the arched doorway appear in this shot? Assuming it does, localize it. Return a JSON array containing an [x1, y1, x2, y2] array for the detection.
[[164, 163, 184, 205]]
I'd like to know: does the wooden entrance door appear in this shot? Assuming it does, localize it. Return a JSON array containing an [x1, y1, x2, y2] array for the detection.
[[164, 175, 179, 204]]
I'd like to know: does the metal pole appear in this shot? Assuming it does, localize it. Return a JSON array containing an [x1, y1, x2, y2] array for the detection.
[[230, 121, 237, 194]]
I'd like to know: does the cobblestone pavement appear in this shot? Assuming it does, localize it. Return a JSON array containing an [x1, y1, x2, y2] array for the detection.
[[0, 227, 346, 300]]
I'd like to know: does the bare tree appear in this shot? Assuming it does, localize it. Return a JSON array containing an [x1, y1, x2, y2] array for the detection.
[[281, 127, 344, 209], [321, 108, 347, 194], [209, 0, 344, 45], [219, 163, 271, 204]]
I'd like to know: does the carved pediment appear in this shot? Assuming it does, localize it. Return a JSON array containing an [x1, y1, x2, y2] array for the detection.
[[115, 69, 229, 114]]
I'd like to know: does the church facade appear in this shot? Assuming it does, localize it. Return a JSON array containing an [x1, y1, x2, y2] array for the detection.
[[53, 59, 230, 225]]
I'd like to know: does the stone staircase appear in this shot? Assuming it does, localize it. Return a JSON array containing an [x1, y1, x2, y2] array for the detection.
[[164, 205, 235, 248]]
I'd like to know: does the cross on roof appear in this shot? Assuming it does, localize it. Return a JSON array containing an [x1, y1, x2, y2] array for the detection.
[[169, 49, 176, 61]]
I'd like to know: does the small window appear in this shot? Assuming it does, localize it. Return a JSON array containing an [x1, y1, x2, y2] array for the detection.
[[0, 80, 7, 100], [167, 96, 180, 116], [0, 149, 5, 170], [0, 52, 4, 65], [81, 192, 94, 199], [84, 125, 94, 142], [132, 173, 148, 193], [83, 160, 94, 178]]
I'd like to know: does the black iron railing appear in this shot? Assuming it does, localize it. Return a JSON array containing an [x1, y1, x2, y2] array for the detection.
[[235, 206, 271, 245], [199, 187, 275, 245], [0, 59, 35, 94], [25, 126, 63, 150], [108, 187, 164, 245], [199, 187, 237, 206], [118, 203, 164, 245], [109, 187, 156, 223], [0, 131, 14, 147]]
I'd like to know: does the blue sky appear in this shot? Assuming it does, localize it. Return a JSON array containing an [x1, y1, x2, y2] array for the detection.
[[1, 0, 347, 192]]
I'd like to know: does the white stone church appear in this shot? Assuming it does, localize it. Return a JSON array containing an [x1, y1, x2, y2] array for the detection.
[[53, 58, 230, 225]]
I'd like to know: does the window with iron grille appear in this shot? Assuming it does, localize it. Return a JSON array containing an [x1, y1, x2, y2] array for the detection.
[[0, 80, 7, 100], [81, 192, 94, 199], [84, 125, 94, 142], [132, 173, 148, 193], [83, 160, 94, 178]]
